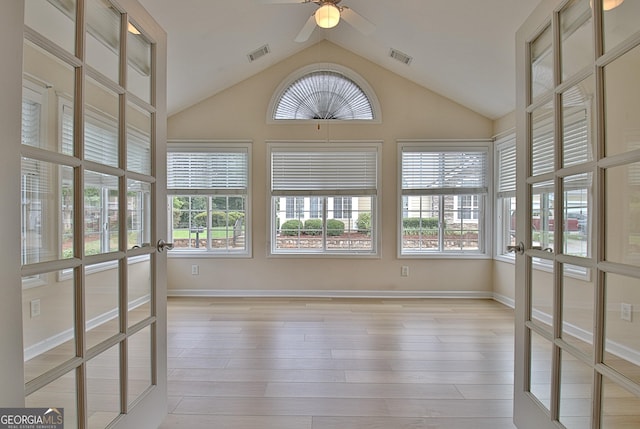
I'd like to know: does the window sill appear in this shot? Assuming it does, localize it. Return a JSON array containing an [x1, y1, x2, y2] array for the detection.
[[168, 250, 252, 259], [494, 254, 516, 264], [268, 251, 380, 259], [399, 252, 491, 260]]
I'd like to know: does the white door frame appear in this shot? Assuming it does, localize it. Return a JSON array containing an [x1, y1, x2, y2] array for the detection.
[[1, 1, 168, 427]]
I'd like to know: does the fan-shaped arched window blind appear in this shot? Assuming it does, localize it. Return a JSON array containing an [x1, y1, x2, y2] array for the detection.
[[273, 70, 375, 120]]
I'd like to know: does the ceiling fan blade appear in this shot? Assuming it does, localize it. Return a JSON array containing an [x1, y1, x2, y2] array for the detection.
[[340, 7, 375, 35], [294, 15, 317, 42]]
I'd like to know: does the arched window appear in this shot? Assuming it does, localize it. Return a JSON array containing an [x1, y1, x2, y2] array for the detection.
[[269, 64, 380, 122]]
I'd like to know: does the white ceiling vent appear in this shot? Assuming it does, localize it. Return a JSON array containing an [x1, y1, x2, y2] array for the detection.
[[248, 44, 270, 62], [389, 48, 412, 65]]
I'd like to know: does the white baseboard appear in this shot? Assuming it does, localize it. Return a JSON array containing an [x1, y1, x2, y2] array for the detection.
[[167, 289, 495, 299], [493, 293, 515, 308], [24, 295, 151, 362], [492, 292, 640, 366]]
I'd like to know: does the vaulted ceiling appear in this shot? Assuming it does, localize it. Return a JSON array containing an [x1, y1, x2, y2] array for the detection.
[[137, 0, 542, 119]]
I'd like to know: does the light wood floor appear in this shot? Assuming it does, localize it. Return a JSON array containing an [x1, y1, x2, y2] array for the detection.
[[160, 297, 518, 429]]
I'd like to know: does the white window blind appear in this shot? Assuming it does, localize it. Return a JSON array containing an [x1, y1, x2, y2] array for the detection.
[[532, 122, 554, 176], [563, 109, 590, 167], [22, 99, 41, 148], [62, 105, 118, 166], [167, 150, 248, 192], [62, 104, 151, 172], [21, 98, 47, 192], [127, 128, 151, 175], [271, 149, 378, 193], [274, 71, 374, 120], [532, 109, 589, 175], [497, 137, 516, 197], [85, 115, 119, 166], [402, 149, 488, 195]]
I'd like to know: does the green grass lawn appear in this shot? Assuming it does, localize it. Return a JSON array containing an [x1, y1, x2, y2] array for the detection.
[[173, 227, 243, 239]]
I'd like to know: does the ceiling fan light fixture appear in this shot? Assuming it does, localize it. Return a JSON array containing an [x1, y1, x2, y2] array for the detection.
[[315, 3, 340, 29], [603, 0, 624, 10], [590, 0, 624, 11]]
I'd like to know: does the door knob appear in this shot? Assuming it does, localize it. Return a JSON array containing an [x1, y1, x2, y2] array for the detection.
[[507, 241, 525, 255], [157, 239, 174, 252]]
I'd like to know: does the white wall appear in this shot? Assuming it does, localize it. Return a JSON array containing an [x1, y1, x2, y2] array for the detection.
[[166, 41, 495, 296]]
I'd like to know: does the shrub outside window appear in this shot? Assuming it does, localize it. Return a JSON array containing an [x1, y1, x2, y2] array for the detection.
[[399, 141, 491, 257], [167, 142, 251, 256], [270, 143, 380, 256]]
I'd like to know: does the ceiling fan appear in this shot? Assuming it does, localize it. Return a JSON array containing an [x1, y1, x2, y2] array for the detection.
[[264, 0, 375, 42]]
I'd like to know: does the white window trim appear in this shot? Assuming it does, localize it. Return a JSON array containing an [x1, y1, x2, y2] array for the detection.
[[21, 79, 49, 288], [167, 140, 252, 258], [494, 132, 516, 263], [266, 63, 382, 124], [397, 139, 493, 259], [492, 133, 590, 281], [267, 140, 381, 258]]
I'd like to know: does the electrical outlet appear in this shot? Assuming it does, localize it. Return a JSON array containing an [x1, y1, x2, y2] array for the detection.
[[401, 266, 409, 277], [191, 264, 199, 275], [30, 299, 41, 318], [621, 303, 633, 322]]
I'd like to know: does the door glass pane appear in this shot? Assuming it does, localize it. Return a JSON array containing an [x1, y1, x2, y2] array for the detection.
[[530, 329, 553, 411], [531, 25, 554, 100], [531, 265, 554, 333], [26, 371, 78, 429], [85, 78, 119, 167], [532, 180, 555, 253], [562, 76, 594, 168], [84, 171, 119, 255], [563, 174, 591, 258], [24, 0, 76, 54], [127, 25, 151, 103], [23, 270, 76, 384], [21, 160, 74, 264], [85, 264, 120, 350], [601, 375, 640, 427], [559, 350, 592, 429], [86, 0, 121, 83], [127, 180, 150, 248], [603, 0, 639, 53], [128, 257, 151, 327], [604, 272, 640, 384], [562, 264, 594, 357], [560, 0, 593, 80], [604, 44, 640, 157], [532, 106, 555, 176], [127, 103, 151, 175], [605, 162, 640, 266], [23, 41, 76, 155], [128, 326, 152, 406], [87, 343, 121, 428]]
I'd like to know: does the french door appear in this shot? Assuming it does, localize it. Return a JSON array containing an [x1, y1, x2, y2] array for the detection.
[[19, 1, 167, 428], [515, 0, 640, 428]]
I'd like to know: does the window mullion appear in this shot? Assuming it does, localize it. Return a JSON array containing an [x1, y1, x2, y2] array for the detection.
[[439, 195, 445, 251]]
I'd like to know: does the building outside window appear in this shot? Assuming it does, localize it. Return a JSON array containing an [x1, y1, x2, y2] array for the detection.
[[399, 141, 490, 256], [270, 143, 379, 255]]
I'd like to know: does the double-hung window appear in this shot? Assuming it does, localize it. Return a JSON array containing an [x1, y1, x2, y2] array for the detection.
[[399, 141, 491, 256], [270, 142, 380, 255], [167, 142, 251, 256], [495, 134, 517, 259]]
